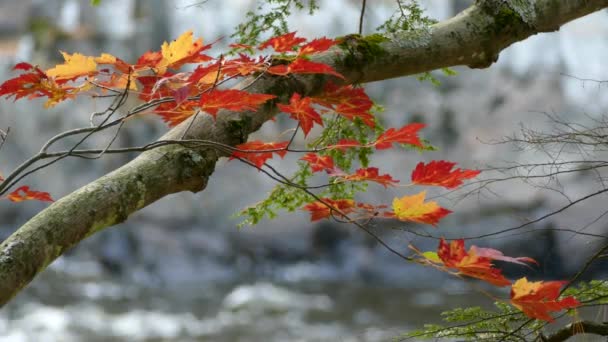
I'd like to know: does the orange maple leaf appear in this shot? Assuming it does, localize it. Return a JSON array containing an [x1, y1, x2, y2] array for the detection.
[[230, 141, 289, 168], [300, 153, 336, 173], [411, 160, 481, 189], [155, 30, 213, 74], [510, 277, 580, 322], [277, 93, 323, 136], [258, 31, 307, 53], [302, 198, 355, 221], [374, 123, 425, 150], [200, 89, 276, 118], [437, 239, 511, 287], [392, 191, 451, 226], [6, 186, 53, 202], [312, 83, 375, 128], [342, 167, 399, 188], [46, 52, 98, 81]]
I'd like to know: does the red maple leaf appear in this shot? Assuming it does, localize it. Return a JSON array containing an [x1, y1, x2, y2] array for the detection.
[[258, 32, 307, 52], [302, 198, 355, 221], [312, 83, 375, 128], [341, 167, 399, 187], [277, 93, 323, 136], [298, 37, 338, 56], [411, 160, 481, 189], [230, 141, 289, 168], [438, 239, 511, 287], [200, 89, 276, 117], [6, 186, 53, 202], [374, 123, 425, 150], [268, 58, 344, 79], [300, 153, 336, 173], [327, 138, 362, 152], [511, 278, 580, 322]]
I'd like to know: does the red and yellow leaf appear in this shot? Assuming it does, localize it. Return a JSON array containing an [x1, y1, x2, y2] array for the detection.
[[230, 140, 289, 168], [374, 123, 425, 150], [0, 64, 77, 107], [6, 186, 53, 202], [302, 198, 355, 221], [300, 153, 335, 173], [258, 31, 306, 53], [342, 167, 399, 187], [200, 89, 276, 117], [438, 239, 510, 287], [46, 52, 98, 81], [411, 160, 481, 189], [510, 277, 580, 322], [153, 100, 198, 127], [277, 93, 323, 136], [392, 191, 451, 225]]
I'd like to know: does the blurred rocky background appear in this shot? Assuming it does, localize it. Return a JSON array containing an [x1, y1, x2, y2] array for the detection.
[[0, 1, 607, 341]]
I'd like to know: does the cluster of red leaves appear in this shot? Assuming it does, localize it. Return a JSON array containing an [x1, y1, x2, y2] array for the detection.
[[0, 29, 581, 323]]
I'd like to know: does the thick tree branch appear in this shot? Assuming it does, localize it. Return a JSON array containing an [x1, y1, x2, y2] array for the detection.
[[1, 0, 607, 306]]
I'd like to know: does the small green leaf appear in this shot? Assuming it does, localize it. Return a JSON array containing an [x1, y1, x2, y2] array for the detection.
[[422, 251, 442, 263], [90, 0, 101, 5]]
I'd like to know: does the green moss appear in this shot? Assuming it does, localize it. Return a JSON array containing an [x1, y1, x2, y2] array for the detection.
[[336, 33, 389, 71]]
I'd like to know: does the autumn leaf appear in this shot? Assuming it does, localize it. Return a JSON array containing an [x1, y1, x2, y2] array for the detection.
[[411, 160, 481, 189], [327, 138, 362, 152], [94, 53, 132, 73], [392, 191, 451, 225], [510, 277, 580, 322], [471, 246, 538, 266], [200, 89, 276, 118], [230, 141, 289, 168], [46, 52, 98, 81], [300, 153, 336, 173], [258, 31, 306, 52], [438, 239, 511, 287], [155, 30, 213, 74], [277, 93, 323, 136], [154, 101, 198, 127], [312, 83, 375, 128], [374, 123, 425, 150], [267, 58, 345, 79], [0, 64, 76, 107], [341, 167, 399, 187], [298, 37, 338, 56], [6, 186, 53, 202], [302, 198, 355, 221]]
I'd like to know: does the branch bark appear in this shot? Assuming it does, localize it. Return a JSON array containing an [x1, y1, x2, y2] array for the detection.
[[543, 320, 608, 342], [1, 0, 607, 306]]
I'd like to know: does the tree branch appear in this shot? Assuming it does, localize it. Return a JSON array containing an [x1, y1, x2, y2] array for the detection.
[[1, 0, 607, 306], [543, 320, 608, 342]]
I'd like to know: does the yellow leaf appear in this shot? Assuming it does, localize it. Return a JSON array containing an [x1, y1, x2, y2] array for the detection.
[[156, 30, 208, 74], [47, 52, 97, 80], [392, 191, 451, 225]]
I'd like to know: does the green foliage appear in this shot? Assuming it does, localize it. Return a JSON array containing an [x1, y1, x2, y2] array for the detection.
[[238, 109, 385, 226], [376, 0, 436, 34], [232, 0, 319, 46], [400, 281, 608, 341], [90, 0, 101, 6]]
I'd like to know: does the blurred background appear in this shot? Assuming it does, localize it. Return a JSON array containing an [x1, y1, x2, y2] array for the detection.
[[0, 0, 608, 341]]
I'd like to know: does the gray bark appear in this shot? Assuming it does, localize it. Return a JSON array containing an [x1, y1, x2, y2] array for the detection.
[[1, 0, 607, 306]]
